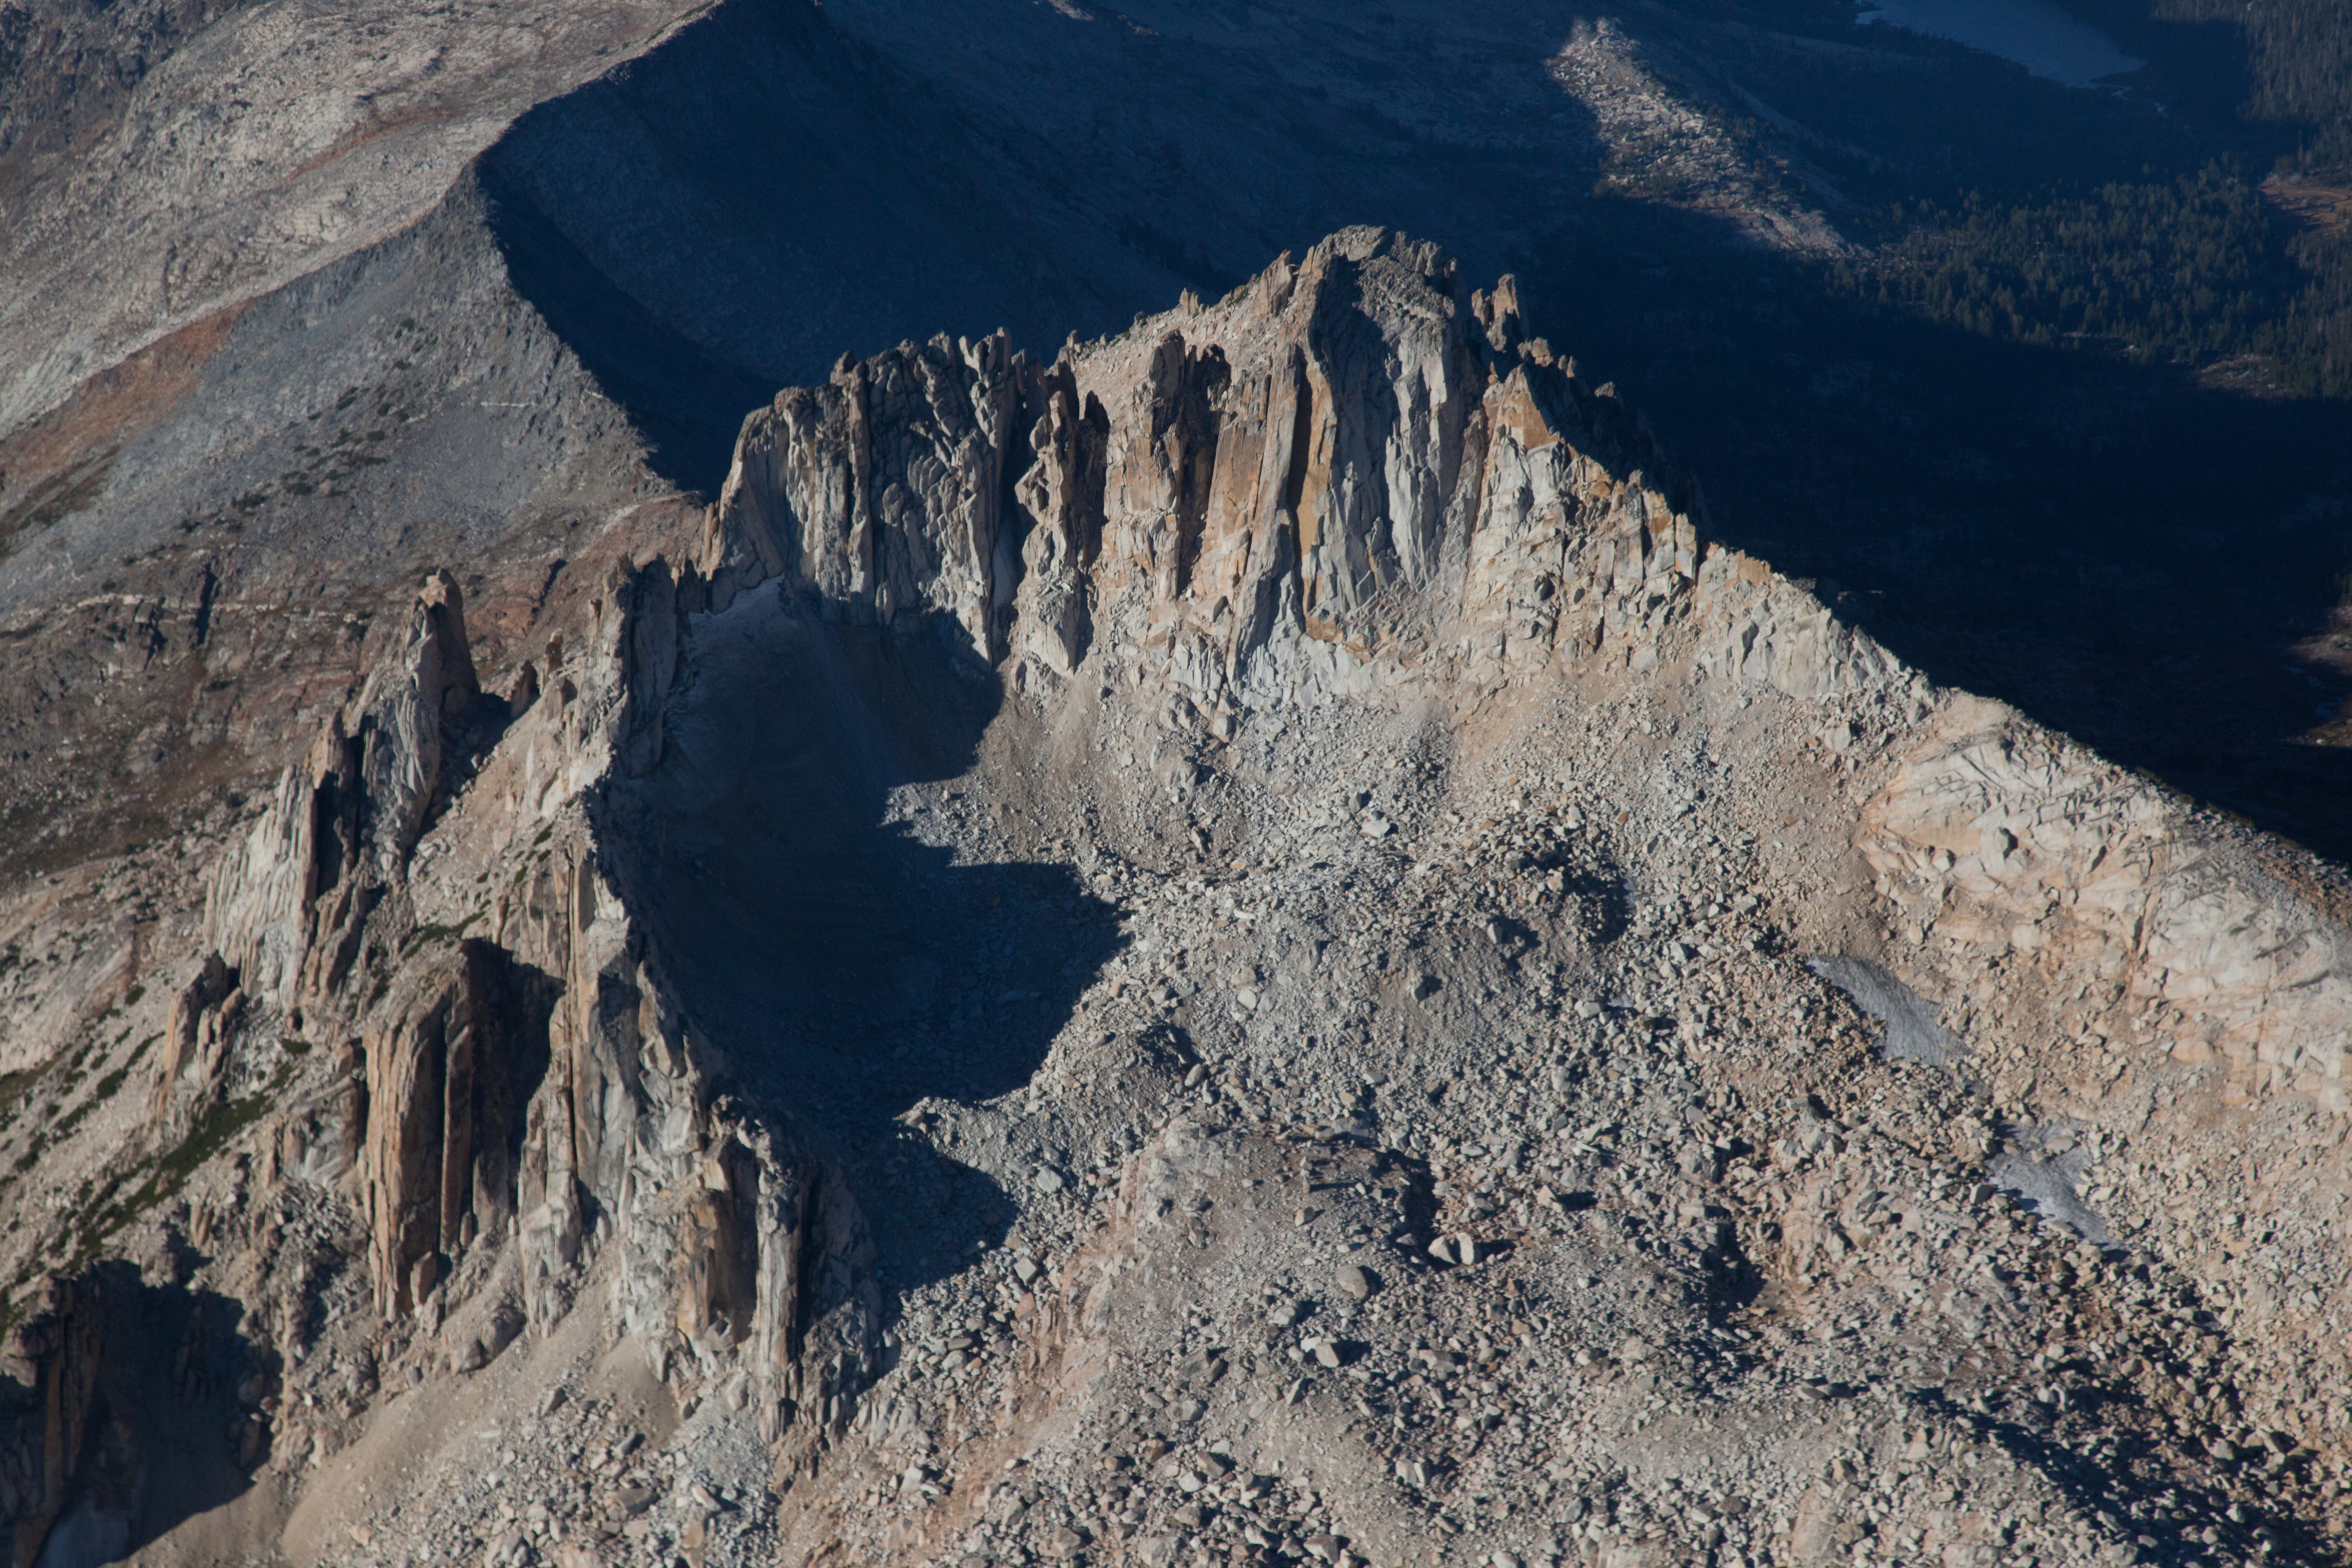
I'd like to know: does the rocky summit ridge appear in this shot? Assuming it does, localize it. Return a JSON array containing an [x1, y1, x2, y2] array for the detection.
[[0, 225, 2350, 1568]]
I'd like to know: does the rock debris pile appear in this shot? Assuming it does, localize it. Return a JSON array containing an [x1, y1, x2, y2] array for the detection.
[[0, 230, 2347, 1568]]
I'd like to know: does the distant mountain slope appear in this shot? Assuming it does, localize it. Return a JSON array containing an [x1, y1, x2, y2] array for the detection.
[[0, 0, 712, 441]]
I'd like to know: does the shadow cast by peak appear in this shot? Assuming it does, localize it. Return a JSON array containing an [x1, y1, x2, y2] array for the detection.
[[1512, 192, 2352, 858], [5, 1261, 273, 1568], [476, 157, 777, 500], [600, 588, 1124, 1297], [466, 0, 1611, 495], [469, 0, 2352, 857]]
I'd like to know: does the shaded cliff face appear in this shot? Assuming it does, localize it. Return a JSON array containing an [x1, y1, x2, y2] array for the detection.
[[9, 6, 2352, 1568], [0, 232, 2350, 1568], [7, 0, 2351, 996]]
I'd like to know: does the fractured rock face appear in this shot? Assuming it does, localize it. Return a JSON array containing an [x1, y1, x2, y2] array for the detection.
[[199, 570, 484, 1023], [0, 1273, 103, 1568], [1010, 361, 1110, 680], [359, 570, 482, 882], [10, 232, 2352, 1568], [707, 333, 1029, 657], [359, 938, 553, 1318], [704, 227, 1709, 726], [147, 541, 886, 1463]]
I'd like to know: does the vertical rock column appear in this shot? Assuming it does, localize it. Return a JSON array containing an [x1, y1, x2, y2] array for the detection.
[[0, 1274, 104, 1568], [361, 941, 554, 1318]]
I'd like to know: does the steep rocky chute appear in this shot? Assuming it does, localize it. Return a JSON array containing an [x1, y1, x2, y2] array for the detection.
[[180, 553, 879, 1452], [0, 232, 2348, 1568]]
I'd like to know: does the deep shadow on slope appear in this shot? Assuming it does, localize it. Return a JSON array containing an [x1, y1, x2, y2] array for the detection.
[[476, 0, 1195, 487], [476, 0, 2352, 858], [606, 589, 1122, 1295], [1519, 195, 2352, 858], [12, 1262, 270, 1568], [474, 0, 1606, 494], [1910, 1386, 2342, 1568], [478, 160, 774, 496]]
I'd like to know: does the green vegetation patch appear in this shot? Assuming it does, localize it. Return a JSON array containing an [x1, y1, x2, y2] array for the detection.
[[152, 1077, 284, 1187], [410, 910, 483, 949], [1833, 160, 2352, 390], [1, 1059, 304, 1284]]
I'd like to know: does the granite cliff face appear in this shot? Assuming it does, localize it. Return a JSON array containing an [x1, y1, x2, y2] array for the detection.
[[17, 5, 2352, 1568], [695, 240, 1710, 707], [0, 226, 2345, 1568]]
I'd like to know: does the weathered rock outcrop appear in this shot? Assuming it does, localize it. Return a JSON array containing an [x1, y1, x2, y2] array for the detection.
[[1857, 699, 2352, 1451], [359, 939, 552, 1318], [196, 570, 480, 1027], [703, 229, 1711, 724], [149, 950, 242, 1133], [157, 529, 881, 1462], [705, 335, 1029, 657], [1008, 361, 1110, 680], [1865, 712, 2352, 1104], [17, 230, 2352, 1568]]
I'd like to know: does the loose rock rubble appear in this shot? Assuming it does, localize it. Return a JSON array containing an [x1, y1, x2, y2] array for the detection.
[[0, 232, 2346, 1568]]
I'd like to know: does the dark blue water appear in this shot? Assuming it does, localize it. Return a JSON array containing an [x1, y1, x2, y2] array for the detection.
[[1859, 0, 2143, 87]]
